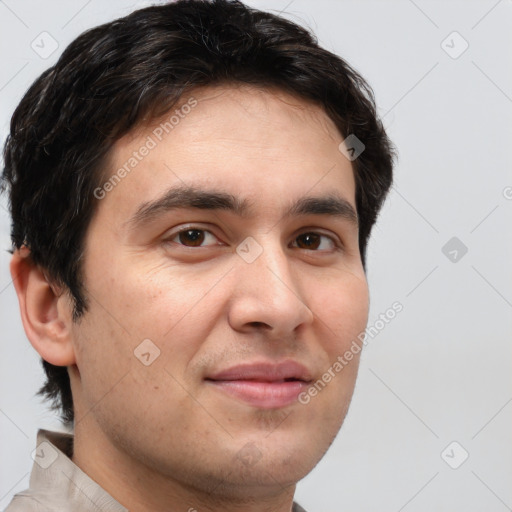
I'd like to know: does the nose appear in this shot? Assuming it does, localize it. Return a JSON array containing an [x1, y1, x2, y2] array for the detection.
[[227, 236, 315, 338]]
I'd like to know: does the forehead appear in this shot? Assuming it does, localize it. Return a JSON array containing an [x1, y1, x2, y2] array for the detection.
[[93, 84, 356, 229]]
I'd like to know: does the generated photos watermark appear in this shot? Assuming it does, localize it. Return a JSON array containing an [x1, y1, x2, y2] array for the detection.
[[298, 301, 403, 405], [94, 96, 198, 200]]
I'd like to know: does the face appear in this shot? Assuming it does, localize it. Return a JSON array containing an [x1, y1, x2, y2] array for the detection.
[[69, 85, 369, 500]]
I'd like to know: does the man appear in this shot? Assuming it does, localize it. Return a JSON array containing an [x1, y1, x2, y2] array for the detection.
[[1, 0, 394, 510]]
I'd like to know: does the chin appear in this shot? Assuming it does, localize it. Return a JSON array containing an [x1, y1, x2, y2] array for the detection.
[[225, 431, 331, 486]]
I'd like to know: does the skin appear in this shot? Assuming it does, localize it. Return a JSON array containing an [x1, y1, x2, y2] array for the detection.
[[11, 84, 369, 512]]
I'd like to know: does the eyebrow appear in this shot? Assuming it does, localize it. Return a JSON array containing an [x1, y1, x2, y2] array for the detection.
[[125, 184, 358, 231]]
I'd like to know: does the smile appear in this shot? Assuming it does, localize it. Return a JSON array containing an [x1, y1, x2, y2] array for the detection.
[[205, 360, 313, 408]]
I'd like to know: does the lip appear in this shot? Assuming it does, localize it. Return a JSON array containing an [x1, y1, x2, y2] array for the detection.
[[205, 360, 313, 409]]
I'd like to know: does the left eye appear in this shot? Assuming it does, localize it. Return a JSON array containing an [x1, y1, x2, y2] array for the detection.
[[292, 232, 337, 251]]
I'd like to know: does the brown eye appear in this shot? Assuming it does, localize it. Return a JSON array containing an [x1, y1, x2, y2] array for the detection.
[[177, 229, 206, 247], [296, 233, 320, 250], [293, 232, 337, 251], [165, 227, 221, 248]]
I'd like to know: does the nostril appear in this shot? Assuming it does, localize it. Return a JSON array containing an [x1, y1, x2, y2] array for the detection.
[[248, 321, 270, 329]]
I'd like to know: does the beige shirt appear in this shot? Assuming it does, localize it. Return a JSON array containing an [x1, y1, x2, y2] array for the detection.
[[5, 429, 308, 512]]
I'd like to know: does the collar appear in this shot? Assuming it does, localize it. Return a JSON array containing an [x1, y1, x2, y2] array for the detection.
[[26, 428, 128, 511]]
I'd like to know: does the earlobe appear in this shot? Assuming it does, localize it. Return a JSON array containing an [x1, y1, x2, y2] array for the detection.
[[10, 247, 76, 367]]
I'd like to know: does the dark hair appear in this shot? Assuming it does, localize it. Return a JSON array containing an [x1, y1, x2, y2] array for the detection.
[[1, 0, 395, 426]]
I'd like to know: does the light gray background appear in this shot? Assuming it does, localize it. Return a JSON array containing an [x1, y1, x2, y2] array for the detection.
[[1, 1, 511, 510]]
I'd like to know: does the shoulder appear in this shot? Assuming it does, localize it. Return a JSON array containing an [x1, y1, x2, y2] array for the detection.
[[3, 494, 51, 512]]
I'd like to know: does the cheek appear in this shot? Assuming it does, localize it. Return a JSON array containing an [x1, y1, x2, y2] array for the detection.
[[312, 269, 369, 350], [71, 304, 131, 401], [85, 262, 225, 383], [295, 271, 367, 417], [70, 281, 209, 438], [93, 257, 211, 337]]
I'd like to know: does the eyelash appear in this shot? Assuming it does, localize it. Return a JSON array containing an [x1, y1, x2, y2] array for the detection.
[[164, 226, 342, 252]]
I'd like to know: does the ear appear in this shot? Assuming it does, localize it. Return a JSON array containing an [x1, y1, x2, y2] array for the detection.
[[10, 246, 76, 366]]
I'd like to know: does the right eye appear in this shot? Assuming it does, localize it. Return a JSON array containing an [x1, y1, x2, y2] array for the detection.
[[163, 227, 222, 248]]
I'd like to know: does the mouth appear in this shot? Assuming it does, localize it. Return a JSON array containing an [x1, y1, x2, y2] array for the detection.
[[204, 360, 313, 409]]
